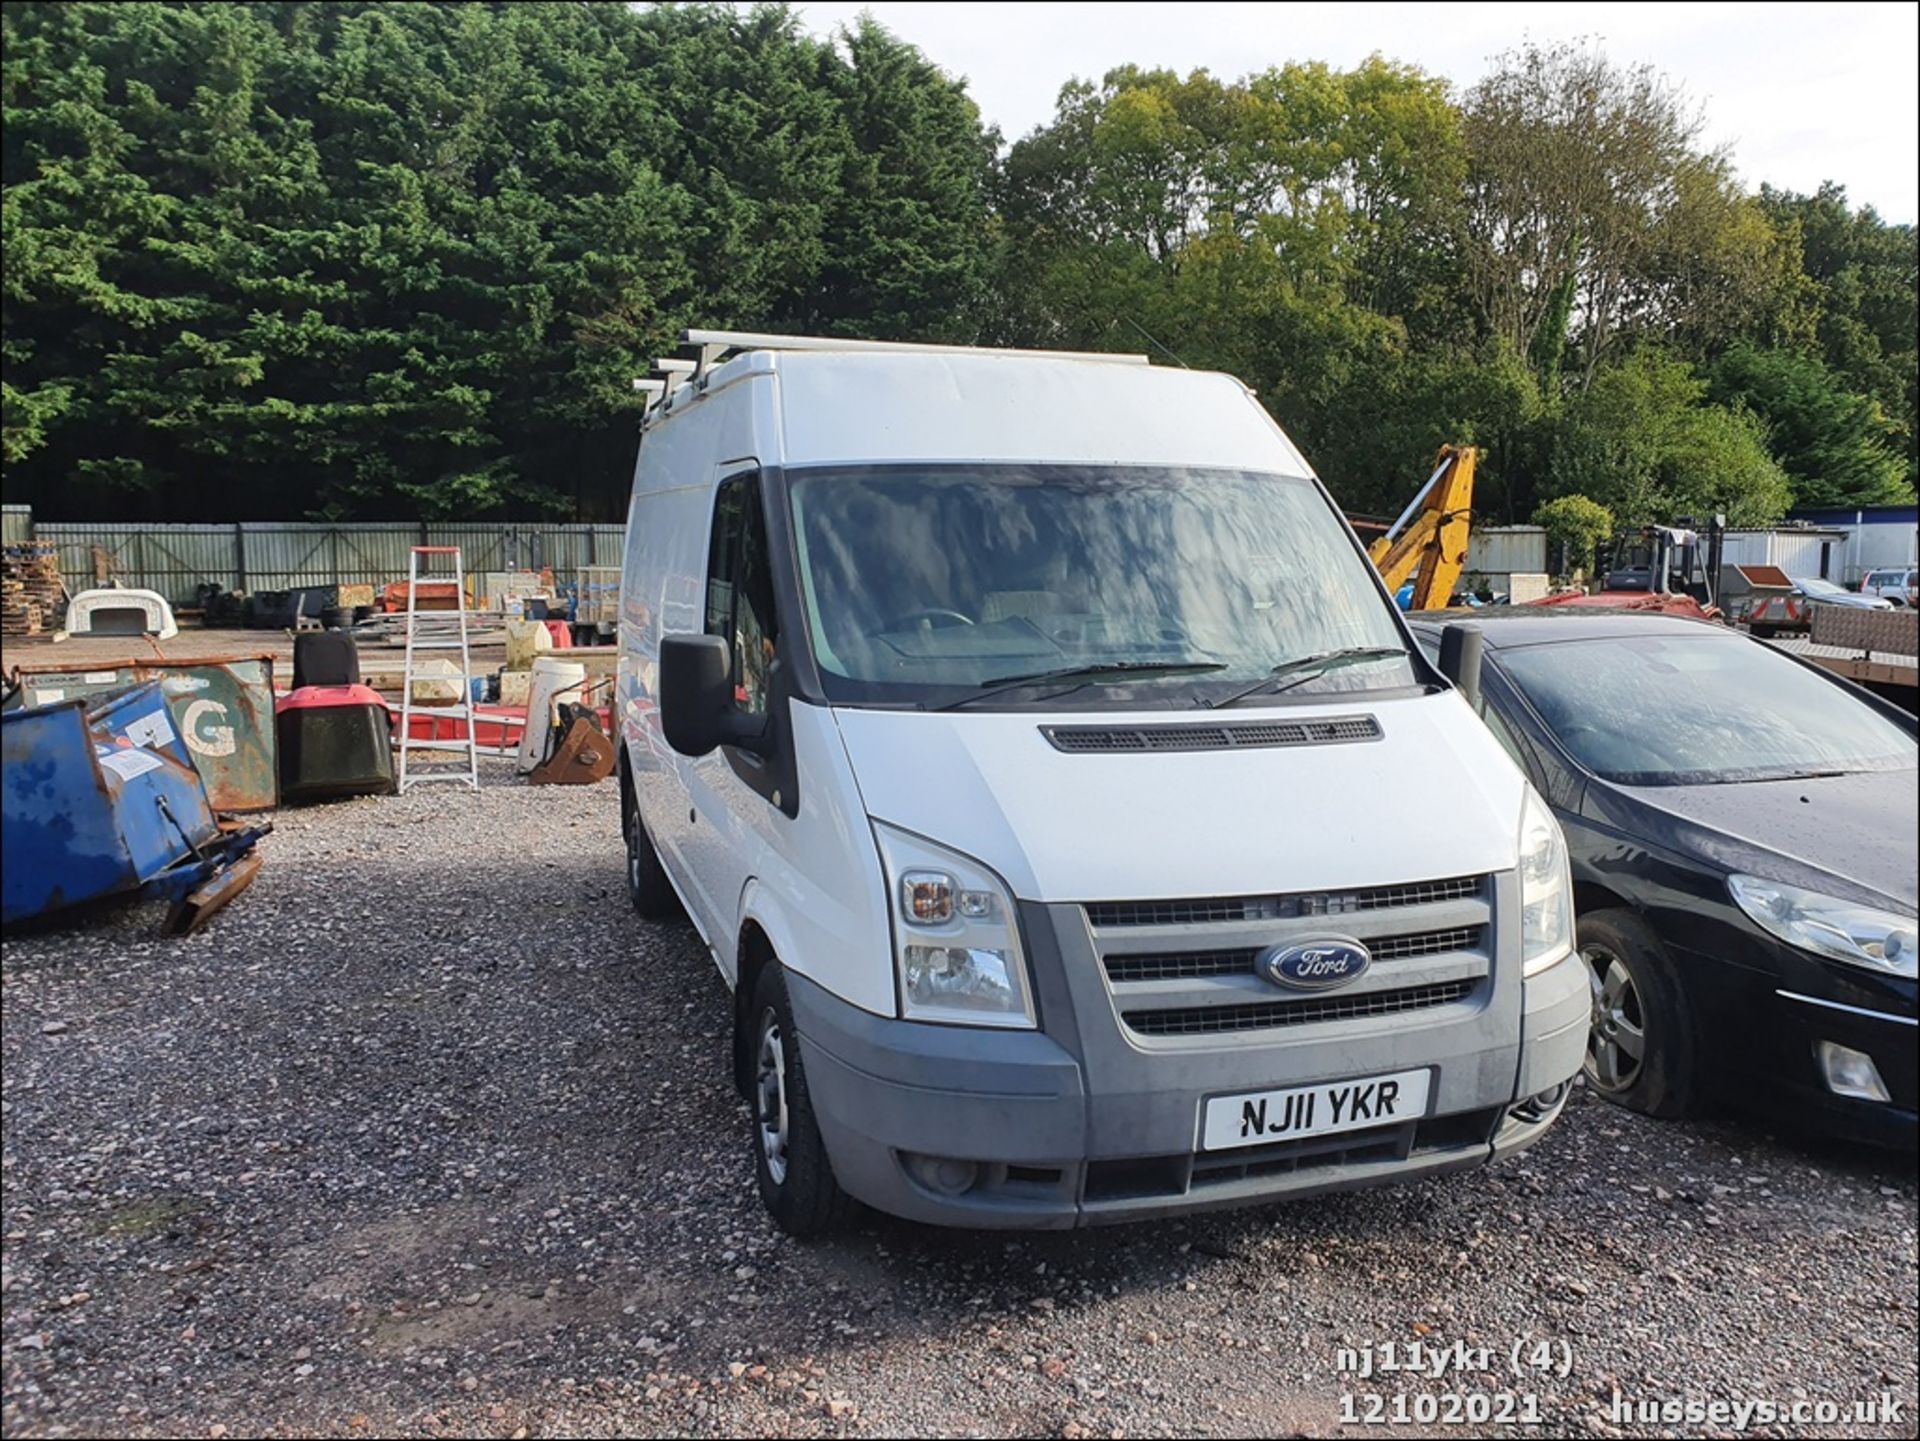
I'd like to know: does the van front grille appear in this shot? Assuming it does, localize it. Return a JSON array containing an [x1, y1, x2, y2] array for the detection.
[[1087, 875, 1484, 929], [1105, 949, 1261, 984], [1122, 980, 1476, 1037], [1369, 926, 1482, 960], [1102, 926, 1484, 984]]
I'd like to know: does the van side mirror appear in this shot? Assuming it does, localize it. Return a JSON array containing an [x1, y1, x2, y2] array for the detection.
[[659, 634, 769, 757], [1437, 623, 1484, 711]]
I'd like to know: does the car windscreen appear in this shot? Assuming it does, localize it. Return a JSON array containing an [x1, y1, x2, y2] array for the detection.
[[786, 464, 1413, 708], [1499, 632, 1919, 785]]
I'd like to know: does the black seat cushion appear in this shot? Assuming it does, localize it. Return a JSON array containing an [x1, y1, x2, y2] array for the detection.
[[292, 629, 359, 688]]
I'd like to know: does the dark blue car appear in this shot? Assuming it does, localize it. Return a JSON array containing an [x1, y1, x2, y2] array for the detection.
[[1409, 611, 1917, 1146]]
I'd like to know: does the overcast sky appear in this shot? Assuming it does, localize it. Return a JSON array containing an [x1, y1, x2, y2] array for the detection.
[[792, 1, 1920, 222]]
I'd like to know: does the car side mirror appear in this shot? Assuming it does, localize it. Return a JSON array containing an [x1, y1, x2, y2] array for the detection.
[[1438, 623, 1484, 711], [659, 634, 770, 757]]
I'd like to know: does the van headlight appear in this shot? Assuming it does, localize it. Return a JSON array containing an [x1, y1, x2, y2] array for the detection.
[[1728, 875, 1917, 979], [1519, 787, 1573, 976], [874, 822, 1036, 1028]]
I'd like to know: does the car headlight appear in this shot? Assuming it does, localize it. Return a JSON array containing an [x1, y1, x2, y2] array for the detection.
[[1519, 787, 1573, 976], [873, 822, 1036, 1028], [1728, 875, 1917, 980]]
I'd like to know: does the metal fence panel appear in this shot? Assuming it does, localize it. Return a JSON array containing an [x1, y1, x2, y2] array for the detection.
[[593, 526, 625, 566], [240, 524, 418, 592], [1, 506, 30, 545], [19, 518, 625, 605], [36, 523, 239, 606], [423, 525, 511, 577]]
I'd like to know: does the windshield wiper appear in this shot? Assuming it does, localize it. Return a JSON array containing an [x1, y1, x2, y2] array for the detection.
[[934, 660, 1226, 711], [1207, 646, 1406, 709]]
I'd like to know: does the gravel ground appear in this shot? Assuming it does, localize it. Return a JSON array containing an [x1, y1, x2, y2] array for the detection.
[[3, 766, 1914, 1439]]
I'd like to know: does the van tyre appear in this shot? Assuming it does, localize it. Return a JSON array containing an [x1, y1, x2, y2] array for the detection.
[[624, 800, 680, 920], [1578, 909, 1698, 1119], [749, 963, 855, 1237]]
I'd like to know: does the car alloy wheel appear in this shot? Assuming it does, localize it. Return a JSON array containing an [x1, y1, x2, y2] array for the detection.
[[755, 1013, 790, 1187], [1583, 943, 1646, 1093]]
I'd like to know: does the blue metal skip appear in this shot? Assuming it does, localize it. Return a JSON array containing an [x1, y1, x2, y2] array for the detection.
[[2, 681, 258, 927]]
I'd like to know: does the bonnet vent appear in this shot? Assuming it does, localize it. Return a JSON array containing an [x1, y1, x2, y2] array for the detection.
[[1041, 716, 1382, 754]]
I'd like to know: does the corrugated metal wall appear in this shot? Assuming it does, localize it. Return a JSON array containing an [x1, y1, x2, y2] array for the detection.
[[1772, 532, 1831, 579], [14, 514, 629, 605], [1840, 519, 1919, 581], [1787, 509, 1919, 582], [1719, 532, 1771, 571], [35, 523, 239, 603], [240, 523, 418, 591], [1464, 526, 1547, 576], [1723, 530, 1841, 581], [1, 505, 32, 545]]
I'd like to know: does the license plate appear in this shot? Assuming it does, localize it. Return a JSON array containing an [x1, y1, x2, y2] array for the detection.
[[1201, 1067, 1432, 1151]]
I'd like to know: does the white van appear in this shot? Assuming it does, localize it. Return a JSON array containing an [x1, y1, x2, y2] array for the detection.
[[616, 330, 1587, 1233]]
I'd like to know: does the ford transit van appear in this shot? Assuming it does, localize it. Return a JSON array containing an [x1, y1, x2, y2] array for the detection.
[[616, 330, 1587, 1233]]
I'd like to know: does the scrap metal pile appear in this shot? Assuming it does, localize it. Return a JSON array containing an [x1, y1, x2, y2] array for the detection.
[[0, 561, 621, 933], [2, 677, 269, 933]]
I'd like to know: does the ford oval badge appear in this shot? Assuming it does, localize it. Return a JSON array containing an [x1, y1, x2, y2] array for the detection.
[[1261, 938, 1372, 991]]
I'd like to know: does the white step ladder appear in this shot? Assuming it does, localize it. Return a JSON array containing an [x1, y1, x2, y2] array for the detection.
[[396, 545, 480, 794]]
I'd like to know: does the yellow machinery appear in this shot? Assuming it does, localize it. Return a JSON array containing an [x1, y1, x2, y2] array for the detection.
[[1368, 444, 1476, 611]]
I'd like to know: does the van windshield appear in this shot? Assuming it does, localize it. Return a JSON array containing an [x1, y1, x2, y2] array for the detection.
[[787, 465, 1414, 708]]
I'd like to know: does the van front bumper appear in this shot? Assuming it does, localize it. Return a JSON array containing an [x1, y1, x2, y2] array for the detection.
[[787, 941, 1587, 1229]]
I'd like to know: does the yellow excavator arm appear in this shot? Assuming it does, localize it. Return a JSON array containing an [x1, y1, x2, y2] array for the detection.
[[1367, 444, 1477, 611]]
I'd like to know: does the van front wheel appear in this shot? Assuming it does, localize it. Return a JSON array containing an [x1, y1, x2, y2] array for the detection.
[[750, 964, 855, 1237], [624, 801, 680, 920]]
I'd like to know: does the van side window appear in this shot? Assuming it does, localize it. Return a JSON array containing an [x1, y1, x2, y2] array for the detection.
[[705, 473, 780, 717]]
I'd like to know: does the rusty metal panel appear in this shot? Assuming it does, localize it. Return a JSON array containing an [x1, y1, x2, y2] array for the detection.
[[7, 654, 279, 811], [1810, 605, 1919, 657], [1733, 563, 1794, 592]]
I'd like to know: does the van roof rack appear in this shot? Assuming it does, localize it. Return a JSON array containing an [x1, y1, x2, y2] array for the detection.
[[637, 330, 1150, 423], [680, 328, 1148, 369]]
